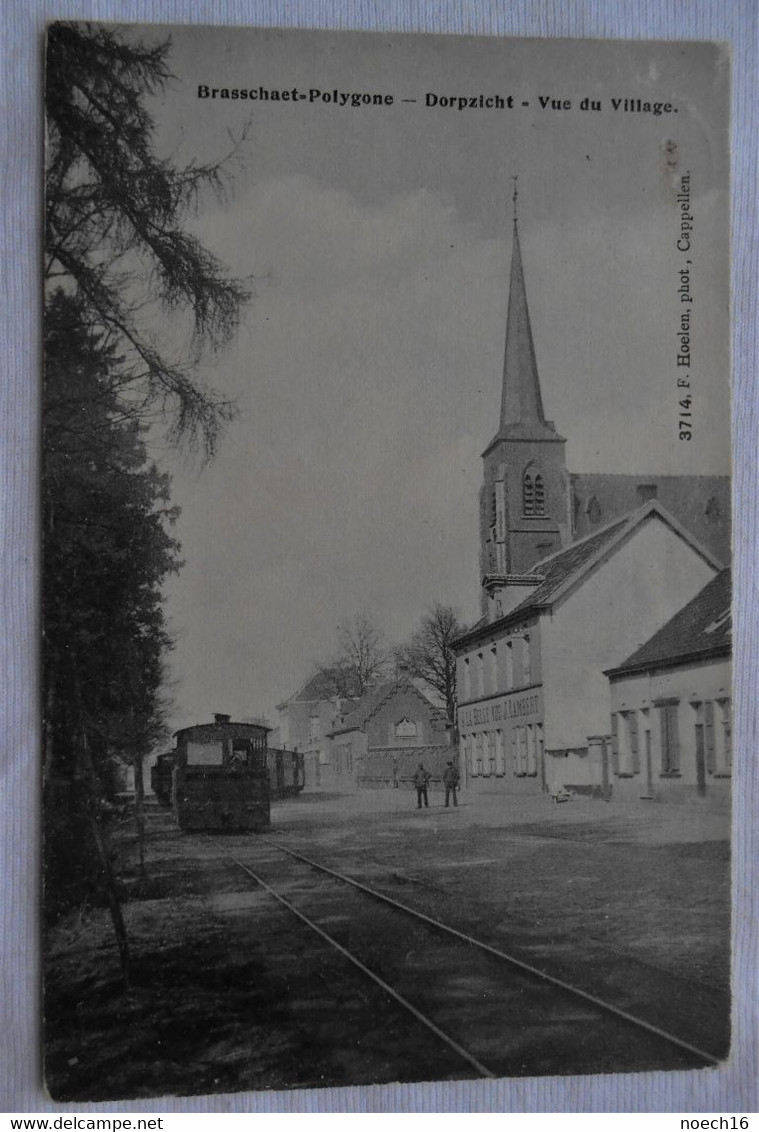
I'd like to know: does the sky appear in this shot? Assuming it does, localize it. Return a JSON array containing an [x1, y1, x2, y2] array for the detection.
[[132, 26, 731, 732]]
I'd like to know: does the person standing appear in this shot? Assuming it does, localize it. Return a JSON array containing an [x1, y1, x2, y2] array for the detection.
[[443, 760, 460, 808], [412, 763, 431, 809]]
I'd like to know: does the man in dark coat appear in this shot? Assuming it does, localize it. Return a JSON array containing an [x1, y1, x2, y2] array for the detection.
[[412, 763, 431, 809], [443, 760, 460, 807]]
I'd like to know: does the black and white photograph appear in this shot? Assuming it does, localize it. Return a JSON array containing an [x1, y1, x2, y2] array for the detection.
[[39, 20, 738, 1105]]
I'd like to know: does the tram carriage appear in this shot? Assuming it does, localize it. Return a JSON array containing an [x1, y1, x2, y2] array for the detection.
[[172, 714, 271, 832], [267, 747, 305, 798], [150, 751, 176, 807]]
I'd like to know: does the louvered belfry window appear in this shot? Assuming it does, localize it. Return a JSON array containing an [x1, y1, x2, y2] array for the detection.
[[523, 471, 534, 515], [523, 469, 546, 516], [534, 474, 546, 516]]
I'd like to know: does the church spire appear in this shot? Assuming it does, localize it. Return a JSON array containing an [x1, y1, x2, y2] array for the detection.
[[499, 183, 548, 431]]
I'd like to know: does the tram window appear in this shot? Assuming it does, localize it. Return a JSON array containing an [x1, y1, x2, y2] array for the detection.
[[186, 740, 223, 765]]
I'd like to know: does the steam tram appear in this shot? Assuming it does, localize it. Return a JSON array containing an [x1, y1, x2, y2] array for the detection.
[[151, 715, 305, 830], [172, 714, 271, 832]]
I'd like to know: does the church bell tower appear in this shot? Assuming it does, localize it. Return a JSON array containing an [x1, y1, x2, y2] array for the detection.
[[479, 183, 570, 616]]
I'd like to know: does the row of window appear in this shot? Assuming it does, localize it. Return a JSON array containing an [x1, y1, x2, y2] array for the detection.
[[613, 699, 731, 778], [462, 636, 532, 701], [461, 724, 543, 778]]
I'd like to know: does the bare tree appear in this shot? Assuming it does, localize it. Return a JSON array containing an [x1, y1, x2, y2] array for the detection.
[[319, 613, 392, 698], [398, 603, 463, 726]]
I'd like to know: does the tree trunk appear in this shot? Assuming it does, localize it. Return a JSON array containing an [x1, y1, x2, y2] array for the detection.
[[133, 750, 146, 880], [78, 729, 130, 986]]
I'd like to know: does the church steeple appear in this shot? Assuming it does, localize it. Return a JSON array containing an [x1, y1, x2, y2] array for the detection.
[[486, 181, 563, 449], [478, 183, 570, 613], [500, 217, 546, 429]]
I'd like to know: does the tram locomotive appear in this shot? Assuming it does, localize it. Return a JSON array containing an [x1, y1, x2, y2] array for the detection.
[[172, 714, 271, 832]]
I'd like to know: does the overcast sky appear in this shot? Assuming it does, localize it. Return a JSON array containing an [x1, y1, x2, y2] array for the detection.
[[134, 26, 731, 731]]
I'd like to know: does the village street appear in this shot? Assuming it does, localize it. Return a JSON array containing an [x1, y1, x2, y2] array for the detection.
[[44, 788, 731, 1102]]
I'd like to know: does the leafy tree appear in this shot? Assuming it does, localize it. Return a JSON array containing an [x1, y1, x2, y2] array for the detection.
[[397, 603, 463, 726], [45, 21, 250, 456], [43, 23, 250, 967]]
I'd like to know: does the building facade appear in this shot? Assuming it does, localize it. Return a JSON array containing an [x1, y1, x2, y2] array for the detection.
[[457, 505, 721, 794], [605, 569, 731, 806], [275, 669, 361, 789], [454, 211, 729, 799], [327, 677, 451, 790]]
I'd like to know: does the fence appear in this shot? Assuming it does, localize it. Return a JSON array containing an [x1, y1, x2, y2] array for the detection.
[[356, 744, 458, 789]]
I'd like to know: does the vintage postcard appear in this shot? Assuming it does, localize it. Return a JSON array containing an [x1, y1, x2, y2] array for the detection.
[[43, 23, 732, 1101]]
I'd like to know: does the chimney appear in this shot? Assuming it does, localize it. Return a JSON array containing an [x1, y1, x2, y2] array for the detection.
[[214, 713, 231, 724]]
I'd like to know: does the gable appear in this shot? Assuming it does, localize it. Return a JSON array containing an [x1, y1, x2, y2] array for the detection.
[[607, 568, 731, 676]]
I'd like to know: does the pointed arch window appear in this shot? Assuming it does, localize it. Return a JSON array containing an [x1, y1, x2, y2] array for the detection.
[[523, 468, 546, 517], [523, 470, 535, 516]]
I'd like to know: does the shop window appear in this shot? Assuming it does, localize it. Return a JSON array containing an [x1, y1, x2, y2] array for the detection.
[[474, 732, 484, 776], [515, 726, 527, 775], [526, 724, 537, 775], [495, 729, 505, 775]]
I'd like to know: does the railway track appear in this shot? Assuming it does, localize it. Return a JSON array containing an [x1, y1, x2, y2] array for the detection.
[[204, 833, 722, 1081]]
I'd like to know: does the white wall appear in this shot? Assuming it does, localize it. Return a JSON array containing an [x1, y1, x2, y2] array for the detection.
[[541, 516, 717, 750], [610, 656, 731, 802]]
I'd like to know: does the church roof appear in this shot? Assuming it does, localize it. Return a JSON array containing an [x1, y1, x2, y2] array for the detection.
[[484, 219, 565, 451], [570, 473, 730, 565], [605, 568, 731, 677], [455, 500, 722, 649]]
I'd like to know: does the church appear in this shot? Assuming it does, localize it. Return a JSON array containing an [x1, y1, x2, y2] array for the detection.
[[453, 207, 730, 799]]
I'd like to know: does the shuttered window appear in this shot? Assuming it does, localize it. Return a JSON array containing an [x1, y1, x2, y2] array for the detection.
[[659, 703, 680, 773], [704, 701, 715, 773]]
